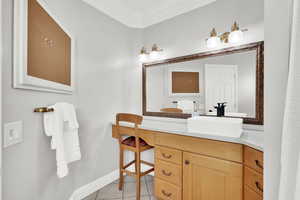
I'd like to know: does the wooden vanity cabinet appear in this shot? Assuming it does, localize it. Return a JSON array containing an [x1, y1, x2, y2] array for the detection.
[[153, 133, 264, 200], [111, 125, 264, 200], [243, 146, 264, 200], [155, 146, 183, 200], [154, 133, 244, 200], [183, 152, 243, 200]]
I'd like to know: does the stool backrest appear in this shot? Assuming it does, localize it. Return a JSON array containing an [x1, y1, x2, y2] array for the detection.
[[116, 113, 143, 125], [160, 108, 183, 113], [116, 113, 143, 149]]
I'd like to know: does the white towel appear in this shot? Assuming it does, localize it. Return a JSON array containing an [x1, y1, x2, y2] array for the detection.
[[43, 103, 81, 178], [177, 100, 195, 113]]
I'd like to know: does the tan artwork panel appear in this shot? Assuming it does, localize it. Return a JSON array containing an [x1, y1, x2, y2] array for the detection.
[[27, 0, 71, 86]]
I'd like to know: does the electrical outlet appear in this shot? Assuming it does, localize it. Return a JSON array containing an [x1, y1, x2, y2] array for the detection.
[[3, 121, 23, 148]]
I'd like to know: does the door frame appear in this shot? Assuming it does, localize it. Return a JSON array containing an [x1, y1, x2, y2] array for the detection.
[[204, 64, 238, 113], [0, 0, 3, 198]]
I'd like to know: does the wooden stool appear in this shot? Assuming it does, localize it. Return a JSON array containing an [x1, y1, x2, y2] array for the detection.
[[116, 113, 154, 200]]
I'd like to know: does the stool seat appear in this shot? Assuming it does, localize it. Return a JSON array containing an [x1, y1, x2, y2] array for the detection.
[[121, 136, 148, 147]]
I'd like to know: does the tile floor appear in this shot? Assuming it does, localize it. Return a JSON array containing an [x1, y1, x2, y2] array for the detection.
[[83, 175, 156, 200]]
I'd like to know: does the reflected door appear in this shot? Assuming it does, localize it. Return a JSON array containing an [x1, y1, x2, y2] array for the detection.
[[205, 64, 238, 113]]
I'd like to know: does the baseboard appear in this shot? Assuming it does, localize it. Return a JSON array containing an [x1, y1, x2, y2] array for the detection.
[[69, 170, 119, 200], [69, 164, 154, 200]]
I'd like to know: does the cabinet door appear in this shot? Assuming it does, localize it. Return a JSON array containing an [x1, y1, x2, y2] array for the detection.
[[183, 152, 243, 200]]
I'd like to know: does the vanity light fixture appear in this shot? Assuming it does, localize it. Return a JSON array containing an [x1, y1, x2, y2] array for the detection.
[[206, 28, 221, 48], [228, 22, 244, 43], [139, 44, 164, 62], [139, 46, 149, 62], [150, 44, 163, 59], [206, 21, 247, 48]]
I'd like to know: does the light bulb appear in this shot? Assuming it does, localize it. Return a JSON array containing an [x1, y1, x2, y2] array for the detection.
[[228, 30, 243, 43], [150, 50, 159, 60], [206, 36, 221, 48], [139, 53, 147, 62]]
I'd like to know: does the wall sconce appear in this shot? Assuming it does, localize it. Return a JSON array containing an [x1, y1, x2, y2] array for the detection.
[[150, 44, 163, 59], [139, 47, 149, 62], [206, 21, 247, 48], [228, 22, 244, 43], [139, 44, 163, 62]]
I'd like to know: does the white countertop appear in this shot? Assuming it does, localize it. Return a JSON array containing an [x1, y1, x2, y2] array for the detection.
[[115, 116, 264, 151]]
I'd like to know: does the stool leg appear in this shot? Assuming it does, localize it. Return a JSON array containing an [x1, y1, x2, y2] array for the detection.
[[134, 153, 138, 173], [136, 152, 141, 200], [119, 147, 124, 191]]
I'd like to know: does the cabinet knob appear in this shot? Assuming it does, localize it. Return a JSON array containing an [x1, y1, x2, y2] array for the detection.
[[185, 160, 190, 165]]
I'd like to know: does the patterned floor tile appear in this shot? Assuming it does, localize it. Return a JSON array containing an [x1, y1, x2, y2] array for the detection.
[[123, 181, 149, 198], [96, 182, 122, 200]]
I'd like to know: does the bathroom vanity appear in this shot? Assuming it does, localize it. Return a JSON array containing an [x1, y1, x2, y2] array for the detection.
[[111, 120, 263, 200], [113, 41, 265, 200]]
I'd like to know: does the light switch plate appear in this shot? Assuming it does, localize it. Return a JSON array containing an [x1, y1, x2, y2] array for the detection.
[[3, 121, 23, 148]]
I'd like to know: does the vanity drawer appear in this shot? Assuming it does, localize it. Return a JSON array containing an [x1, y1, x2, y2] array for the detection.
[[244, 186, 263, 200], [155, 146, 182, 165], [155, 178, 182, 200], [244, 146, 264, 173], [244, 166, 264, 196], [156, 159, 182, 186], [155, 133, 243, 163]]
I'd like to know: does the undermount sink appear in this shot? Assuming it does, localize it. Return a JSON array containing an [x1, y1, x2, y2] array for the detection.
[[187, 116, 243, 138]]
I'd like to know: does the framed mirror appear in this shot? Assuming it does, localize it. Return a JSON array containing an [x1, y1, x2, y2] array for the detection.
[[142, 41, 264, 125]]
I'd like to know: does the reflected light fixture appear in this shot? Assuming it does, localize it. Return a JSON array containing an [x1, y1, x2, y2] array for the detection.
[[206, 28, 221, 48]]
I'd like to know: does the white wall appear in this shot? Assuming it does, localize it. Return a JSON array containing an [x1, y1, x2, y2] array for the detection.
[[2, 0, 141, 199], [264, 0, 293, 200], [142, 0, 264, 60]]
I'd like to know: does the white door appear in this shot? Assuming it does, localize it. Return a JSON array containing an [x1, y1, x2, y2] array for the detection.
[[205, 64, 238, 114]]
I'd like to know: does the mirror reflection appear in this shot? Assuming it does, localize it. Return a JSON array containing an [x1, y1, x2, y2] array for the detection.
[[146, 50, 257, 118]]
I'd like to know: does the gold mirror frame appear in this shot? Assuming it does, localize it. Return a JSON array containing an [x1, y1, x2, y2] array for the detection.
[[142, 41, 264, 125]]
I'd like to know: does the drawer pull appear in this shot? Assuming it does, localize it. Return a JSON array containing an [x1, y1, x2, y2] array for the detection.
[[162, 153, 172, 159], [185, 160, 190, 165], [162, 190, 172, 197], [255, 181, 264, 192], [255, 160, 264, 169], [162, 170, 172, 176]]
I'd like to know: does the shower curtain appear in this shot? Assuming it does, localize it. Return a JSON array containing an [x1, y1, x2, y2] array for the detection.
[[279, 0, 300, 199]]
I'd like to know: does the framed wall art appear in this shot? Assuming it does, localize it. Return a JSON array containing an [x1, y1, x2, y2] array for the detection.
[[14, 0, 75, 94]]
